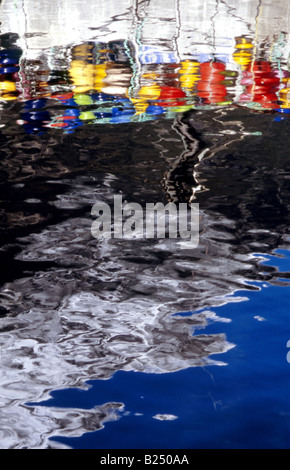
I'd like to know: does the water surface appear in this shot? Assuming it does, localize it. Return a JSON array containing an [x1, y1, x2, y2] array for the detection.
[[0, 0, 290, 449]]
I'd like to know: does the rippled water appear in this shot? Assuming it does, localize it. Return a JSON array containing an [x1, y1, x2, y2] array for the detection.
[[0, 0, 290, 449]]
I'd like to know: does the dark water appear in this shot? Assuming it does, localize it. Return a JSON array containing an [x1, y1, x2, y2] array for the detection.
[[0, 0, 290, 449]]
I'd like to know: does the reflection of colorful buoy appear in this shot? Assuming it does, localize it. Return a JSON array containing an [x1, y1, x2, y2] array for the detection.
[[0, 80, 16, 92], [111, 106, 135, 120], [109, 100, 136, 122], [179, 60, 200, 92], [94, 64, 107, 91], [197, 61, 227, 104], [69, 59, 95, 93], [23, 98, 47, 110], [233, 37, 253, 70], [50, 122, 70, 128], [130, 84, 161, 114], [241, 61, 281, 109], [146, 105, 165, 115], [138, 85, 161, 100], [79, 110, 96, 121], [277, 84, 290, 111], [0, 49, 21, 100], [50, 113, 83, 132], [73, 93, 93, 106], [21, 110, 50, 122], [100, 64, 132, 96], [0, 49, 21, 76], [0, 57, 19, 65], [158, 86, 186, 107], [20, 104, 50, 134], [102, 85, 128, 95], [169, 105, 194, 113], [52, 92, 74, 102], [0, 66, 19, 74]]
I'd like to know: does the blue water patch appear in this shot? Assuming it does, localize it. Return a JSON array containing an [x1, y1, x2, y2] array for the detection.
[[255, 249, 290, 269], [27, 251, 290, 449]]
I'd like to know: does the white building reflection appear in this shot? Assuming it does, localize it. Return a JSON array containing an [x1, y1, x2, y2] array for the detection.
[[1, 0, 290, 66]]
